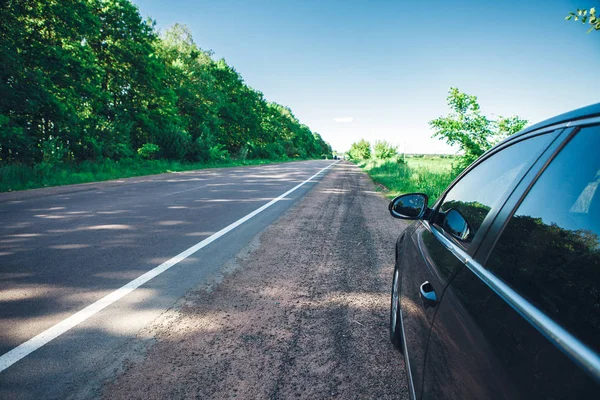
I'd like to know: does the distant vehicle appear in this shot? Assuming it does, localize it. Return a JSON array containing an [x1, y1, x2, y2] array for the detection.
[[333, 155, 339, 160], [388, 103, 600, 399]]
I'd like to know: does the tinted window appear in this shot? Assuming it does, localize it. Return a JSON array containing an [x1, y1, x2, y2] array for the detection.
[[487, 125, 600, 353], [436, 134, 553, 244]]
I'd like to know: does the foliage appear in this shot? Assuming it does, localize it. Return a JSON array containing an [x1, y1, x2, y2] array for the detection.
[[566, 8, 599, 33], [208, 144, 229, 162], [0, 1, 332, 183], [495, 115, 529, 144], [429, 88, 527, 171], [0, 157, 296, 192], [137, 143, 161, 160], [348, 139, 372, 160], [359, 157, 458, 201], [373, 140, 398, 160]]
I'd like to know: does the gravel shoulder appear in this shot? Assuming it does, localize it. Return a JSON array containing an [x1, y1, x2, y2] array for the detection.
[[102, 161, 409, 400]]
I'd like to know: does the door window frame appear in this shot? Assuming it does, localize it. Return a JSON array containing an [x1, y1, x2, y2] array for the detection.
[[428, 127, 564, 256], [474, 126, 576, 264], [471, 123, 600, 384]]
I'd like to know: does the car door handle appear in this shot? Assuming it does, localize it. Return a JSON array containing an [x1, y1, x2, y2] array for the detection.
[[420, 281, 438, 306]]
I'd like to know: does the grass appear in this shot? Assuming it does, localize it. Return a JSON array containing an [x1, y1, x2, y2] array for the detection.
[[0, 157, 306, 193], [405, 155, 454, 171], [358, 155, 459, 202]]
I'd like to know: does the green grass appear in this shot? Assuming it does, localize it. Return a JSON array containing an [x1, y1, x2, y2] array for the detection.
[[0, 157, 305, 193], [358, 156, 459, 202], [405, 155, 454, 171]]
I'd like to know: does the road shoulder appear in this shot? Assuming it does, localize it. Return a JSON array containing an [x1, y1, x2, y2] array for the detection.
[[103, 161, 409, 399]]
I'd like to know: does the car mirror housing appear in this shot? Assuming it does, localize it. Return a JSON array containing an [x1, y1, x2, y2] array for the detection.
[[441, 208, 472, 241], [389, 193, 429, 220]]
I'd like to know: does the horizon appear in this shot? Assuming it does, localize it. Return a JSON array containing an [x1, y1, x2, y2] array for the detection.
[[132, 0, 600, 153]]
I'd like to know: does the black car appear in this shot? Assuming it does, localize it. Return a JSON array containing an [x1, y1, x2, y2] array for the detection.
[[388, 103, 600, 399]]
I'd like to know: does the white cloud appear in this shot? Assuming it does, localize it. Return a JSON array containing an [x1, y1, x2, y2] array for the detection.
[[333, 117, 354, 123]]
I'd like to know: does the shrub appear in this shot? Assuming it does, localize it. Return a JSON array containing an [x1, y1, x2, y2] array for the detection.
[[348, 139, 371, 160], [248, 142, 286, 160], [374, 140, 398, 160], [41, 137, 69, 165], [137, 143, 161, 160], [155, 126, 192, 160], [208, 144, 229, 162]]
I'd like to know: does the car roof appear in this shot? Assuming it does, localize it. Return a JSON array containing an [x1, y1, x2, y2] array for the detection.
[[497, 102, 600, 148]]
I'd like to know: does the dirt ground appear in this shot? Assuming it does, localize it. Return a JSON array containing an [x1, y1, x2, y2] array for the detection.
[[103, 162, 410, 400]]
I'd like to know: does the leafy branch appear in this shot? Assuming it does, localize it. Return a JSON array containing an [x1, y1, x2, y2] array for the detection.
[[566, 7, 599, 33]]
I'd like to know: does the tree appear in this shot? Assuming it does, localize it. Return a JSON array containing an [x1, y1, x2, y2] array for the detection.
[[348, 139, 372, 160], [429, 88, 527, 171], [495, 115, 528, 145], [373, 140, 398, 160], [0, 0, 103, 163], [157, 24, 222, 161], [0, 0, 332, 168], [566, 8, 599, 33]]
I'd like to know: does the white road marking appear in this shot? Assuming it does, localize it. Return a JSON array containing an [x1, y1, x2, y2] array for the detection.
[[0, 161, 338, 373]]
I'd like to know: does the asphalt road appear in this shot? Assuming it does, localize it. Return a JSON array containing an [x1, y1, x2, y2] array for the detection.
[[0, 160, 336, 399], [104, 161, 409, 399]]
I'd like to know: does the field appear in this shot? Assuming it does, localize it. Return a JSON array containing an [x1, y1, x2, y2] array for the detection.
[[405, 155, 454, 171], [359, 155, 459, 202]]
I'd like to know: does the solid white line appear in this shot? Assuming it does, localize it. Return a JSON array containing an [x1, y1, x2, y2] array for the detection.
[[0, 161, 338, 373]]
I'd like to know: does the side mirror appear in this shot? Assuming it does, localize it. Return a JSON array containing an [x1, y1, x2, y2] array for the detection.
[[389, 193, 428, 220], [441, 208, 472, 242]]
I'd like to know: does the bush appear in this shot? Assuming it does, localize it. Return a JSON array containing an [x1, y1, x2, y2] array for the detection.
[[137, 143, 161, 160], [348, 139, 371, 160], [41, 137, 69, 165], [155, 126, 192, 160], [374, 140, 398, 160], [209, 144, 229, 162], [247, 142, 286, 160]]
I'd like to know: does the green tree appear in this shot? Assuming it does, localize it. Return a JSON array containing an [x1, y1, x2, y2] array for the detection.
[[566, 7, 599, 33], [157, 24, 222, 161], [0, 0, 332, 172], [373, 140, 398, 160], [90, 0, 184, 159], [348, 139, 372, 160], [494, 115, 528, 145], [430, 88, 527, 171], [0, 0, 102, 163]]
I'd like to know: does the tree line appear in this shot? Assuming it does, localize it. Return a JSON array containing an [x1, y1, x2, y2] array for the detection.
[[0, 0, 332, 166]]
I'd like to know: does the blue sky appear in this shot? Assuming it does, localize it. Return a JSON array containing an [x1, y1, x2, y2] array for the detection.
[[133, 0, 600, 153]]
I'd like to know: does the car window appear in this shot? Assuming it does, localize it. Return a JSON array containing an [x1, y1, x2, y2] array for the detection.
[[435, 133, 554, 245], [486, 125, 600, 353]]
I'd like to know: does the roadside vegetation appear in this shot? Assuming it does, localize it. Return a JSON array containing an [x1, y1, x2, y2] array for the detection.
[[0, 0, 332, 192], [355, 9, 593, 202], [351, 87, 528, 202], [0, 157, 296, 192], [359, 156, 457, 201]]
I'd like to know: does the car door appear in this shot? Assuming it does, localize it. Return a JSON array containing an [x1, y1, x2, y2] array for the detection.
[[400, 129, 558, 399], [399, 221, 463, 399], [422, 125, 600, 399]]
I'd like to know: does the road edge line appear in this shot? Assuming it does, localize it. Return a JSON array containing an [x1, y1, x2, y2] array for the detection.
[[0, 161, 339, 373]]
